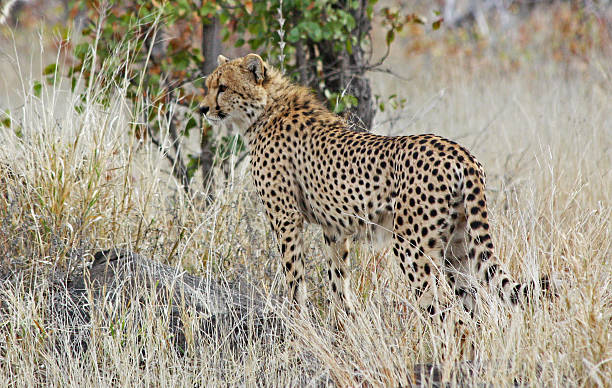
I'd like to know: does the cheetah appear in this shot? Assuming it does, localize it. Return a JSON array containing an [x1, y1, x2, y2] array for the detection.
[[200, 53, 548, 319]]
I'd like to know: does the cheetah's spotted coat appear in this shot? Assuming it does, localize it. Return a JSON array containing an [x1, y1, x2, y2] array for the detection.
[[200, 53, 545, 318]]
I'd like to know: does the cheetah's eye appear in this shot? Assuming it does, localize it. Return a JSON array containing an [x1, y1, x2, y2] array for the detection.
[[218, 84, 227, 93]]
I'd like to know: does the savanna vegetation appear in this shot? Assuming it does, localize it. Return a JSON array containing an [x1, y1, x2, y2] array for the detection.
[[0, 0, 610, 386]]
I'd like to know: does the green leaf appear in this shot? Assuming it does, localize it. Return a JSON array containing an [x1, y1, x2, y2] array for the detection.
[[346, 95, 358, 107], [212, 134, 246, 165], [386, 30, 395, 45], [346, 38, 353, 54], [287, 26, 300, 43], [221, 27, 231, 41], [322, 23, 334, 40], [74, 43, 90, 61], [338, 10, 356, 30], [1, 112, 10, 128], [33, 81, 42, 97], [172, 50, 191, 70], [248, 37, 265, 50], [186, 154, 200, 180], [177, 0, 191, 12], [219, 11, 229, 24], [432, 18, 443, 30], [184, 116, 197, 136], [43, 63, 57, 75], [413, 14, 426, 24], [333, 101, 345, 113], [300, 21, 322, 42], [200, 2, 217, 16]]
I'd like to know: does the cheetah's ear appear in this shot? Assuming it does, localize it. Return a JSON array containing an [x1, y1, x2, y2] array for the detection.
[[244, 53, 266, 84], [217, 55, 229, 66]]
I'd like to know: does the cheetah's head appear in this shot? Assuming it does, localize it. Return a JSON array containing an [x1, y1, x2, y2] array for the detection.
[[199, 53, 269, 130]]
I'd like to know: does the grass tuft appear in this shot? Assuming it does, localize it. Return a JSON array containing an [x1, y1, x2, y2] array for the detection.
[[0, 23, 610, 386]]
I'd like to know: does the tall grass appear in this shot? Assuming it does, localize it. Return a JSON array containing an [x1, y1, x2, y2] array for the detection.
[[0, 27, 610, 386]]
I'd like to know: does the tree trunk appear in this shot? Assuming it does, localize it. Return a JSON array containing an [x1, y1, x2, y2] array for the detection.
[[201, 17, 222, 75], [344, 0, 374, 131], [309, 0, 375, 131], [200, 17, 222, 190]]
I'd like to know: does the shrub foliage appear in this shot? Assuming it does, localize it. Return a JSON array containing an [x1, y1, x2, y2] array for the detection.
[[54, 0, 431, 192]]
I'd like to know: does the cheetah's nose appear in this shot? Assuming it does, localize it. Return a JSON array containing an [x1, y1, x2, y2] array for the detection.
[[199, 105, 209, 115]]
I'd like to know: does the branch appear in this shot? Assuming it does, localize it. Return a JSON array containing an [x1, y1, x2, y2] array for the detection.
[[147, 124, 178, 169], [167, 70, 207, 91], [165, 108, 191, 194], [366, 66, 412, 82]]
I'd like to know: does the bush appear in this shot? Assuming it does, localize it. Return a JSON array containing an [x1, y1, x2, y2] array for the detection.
[[50, 0, 433, 193]]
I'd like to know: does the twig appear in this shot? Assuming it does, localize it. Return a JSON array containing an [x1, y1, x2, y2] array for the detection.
[[367, 67, 413, 81], [469, 105, 507, 150]]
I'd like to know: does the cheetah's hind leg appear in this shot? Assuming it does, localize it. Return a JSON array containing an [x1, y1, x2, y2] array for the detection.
[[323, 234, 357, 328]]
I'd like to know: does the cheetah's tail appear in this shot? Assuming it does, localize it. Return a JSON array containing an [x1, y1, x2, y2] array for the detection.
[[462, 166, 554, 306]]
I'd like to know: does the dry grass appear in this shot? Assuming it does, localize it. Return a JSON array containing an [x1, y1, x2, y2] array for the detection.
[[0, 24, 610, 386]]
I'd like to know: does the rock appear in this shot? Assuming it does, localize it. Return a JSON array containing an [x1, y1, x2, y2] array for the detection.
[[63, 248, 282, 355]]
